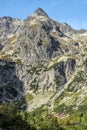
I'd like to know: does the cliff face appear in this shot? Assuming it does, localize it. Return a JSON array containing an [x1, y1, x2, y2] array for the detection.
[[0, 8, 87, 111], [0, 60, 24, 103]]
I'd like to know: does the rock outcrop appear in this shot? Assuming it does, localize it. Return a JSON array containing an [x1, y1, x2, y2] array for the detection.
[[0, 8, 87, 111]]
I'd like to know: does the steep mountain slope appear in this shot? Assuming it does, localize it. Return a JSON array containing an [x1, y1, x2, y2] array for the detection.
[[0, 8, 87, 112], [53, 32, 87, 113]]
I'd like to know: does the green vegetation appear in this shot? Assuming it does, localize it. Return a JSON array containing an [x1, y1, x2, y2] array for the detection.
[[0, 54, 12, 61], [29, 78, 38, 93], [83, 58, 87, 64], [0, 102, 87, 130], [54, 75, 62, 86], [47, 55, 78, 70], [26, 62, 47, 75], [0, 103, 36, 130], [15, 97, 25, 108], [15, 93, 34, 108], [66, 70, 85, 92], [54, 92, 65, 106], [15, 58, 22, 64], [25, 93, 34, 102]]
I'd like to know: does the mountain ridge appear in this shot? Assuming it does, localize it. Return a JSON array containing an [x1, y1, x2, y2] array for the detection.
[[0, 8, 87, 113]]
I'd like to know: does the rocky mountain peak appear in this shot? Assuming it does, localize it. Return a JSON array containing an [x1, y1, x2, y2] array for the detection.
[[0, 8, 87, 115], [0, 16, 12, 22], [26, 8, 50, 25], [34, 8, 48, 17]]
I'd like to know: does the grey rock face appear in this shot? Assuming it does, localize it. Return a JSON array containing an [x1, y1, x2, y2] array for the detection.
[[0, 8, 86, 108], [0, 16, 23, 38], [34, 8, 48, 16], [0, 60, 23, 103]]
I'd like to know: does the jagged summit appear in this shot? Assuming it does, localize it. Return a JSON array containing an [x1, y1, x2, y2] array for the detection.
[[0, 7, 87, 115], [26, 8, 49, 23], [34, 8, 48, 17], [0, 16, 12, 21]]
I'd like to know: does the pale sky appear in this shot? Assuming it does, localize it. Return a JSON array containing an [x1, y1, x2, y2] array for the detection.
[[0, 0, 87, 29]]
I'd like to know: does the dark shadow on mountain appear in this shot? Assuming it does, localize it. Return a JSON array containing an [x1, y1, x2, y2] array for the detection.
[[0, 59, 24, 106], [0, 45, 4, 51], [0, 59, 37, 130]]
